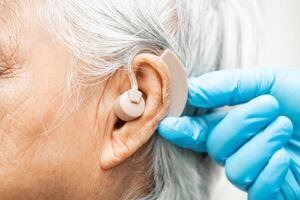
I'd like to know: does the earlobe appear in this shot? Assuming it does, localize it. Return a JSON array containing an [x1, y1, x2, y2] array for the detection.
[[100, 52, 171, 170]]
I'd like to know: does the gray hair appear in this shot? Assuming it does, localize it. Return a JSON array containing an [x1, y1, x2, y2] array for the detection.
[[38, 0, 260, 199]]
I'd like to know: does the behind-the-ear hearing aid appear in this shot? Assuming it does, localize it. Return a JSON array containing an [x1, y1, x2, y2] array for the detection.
[[113, 49, 188, 122]]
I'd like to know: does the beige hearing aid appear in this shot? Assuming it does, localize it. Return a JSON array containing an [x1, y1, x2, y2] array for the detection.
[[114, 49, 188, 122], [114, 88, 146, 121]]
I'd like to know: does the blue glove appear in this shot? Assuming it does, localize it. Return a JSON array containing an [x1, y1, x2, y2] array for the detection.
[[157, 68, 300, 200]]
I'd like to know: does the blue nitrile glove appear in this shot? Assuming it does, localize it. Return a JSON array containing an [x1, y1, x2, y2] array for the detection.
[[157, 68, 300, 200]]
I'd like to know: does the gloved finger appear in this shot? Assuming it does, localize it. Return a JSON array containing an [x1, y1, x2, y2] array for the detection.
[[207, 95, 279, 164], [248, 149, 290, 200], [281, 168, 300, 199], [188, 68, 276, 108], [225, 116, 293, 190], [290, 160, 300, 185], [157, 111, 227, 152]]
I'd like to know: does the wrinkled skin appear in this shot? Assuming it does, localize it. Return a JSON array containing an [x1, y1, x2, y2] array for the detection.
[[0, 1, 171, 199], [0, 2, 148, 200]]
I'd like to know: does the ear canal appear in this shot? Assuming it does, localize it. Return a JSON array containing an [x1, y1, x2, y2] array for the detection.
[[114, 89, 146, 121]]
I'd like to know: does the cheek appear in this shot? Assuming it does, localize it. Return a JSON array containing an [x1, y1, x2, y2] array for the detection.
[[0, 22, 73, 194], [0, 43, 70, 157], [0, 69, 66, 198], [0, 4, 98, 198], [0, 11, 71, 160], [0, 60, 66, 173]]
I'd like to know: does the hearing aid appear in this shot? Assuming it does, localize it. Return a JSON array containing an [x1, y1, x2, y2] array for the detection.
[[113, 49, 188, 122]]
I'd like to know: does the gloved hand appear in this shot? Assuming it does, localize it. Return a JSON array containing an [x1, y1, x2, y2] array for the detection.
[[157, 68, 300, 200]]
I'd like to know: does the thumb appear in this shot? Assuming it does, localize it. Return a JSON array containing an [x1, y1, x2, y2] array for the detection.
[[157, 111, 227, 152], [188, 68, 276, 108]]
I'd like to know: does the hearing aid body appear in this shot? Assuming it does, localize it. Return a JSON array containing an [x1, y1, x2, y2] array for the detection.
[[114, 49, 188, 122], [161, 50, 188, 118]]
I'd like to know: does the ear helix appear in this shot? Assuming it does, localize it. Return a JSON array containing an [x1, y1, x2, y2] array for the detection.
[[113, 48, 188, 122]]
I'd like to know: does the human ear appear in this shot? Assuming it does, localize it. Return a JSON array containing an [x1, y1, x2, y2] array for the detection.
[[100, 53, 171, 170]]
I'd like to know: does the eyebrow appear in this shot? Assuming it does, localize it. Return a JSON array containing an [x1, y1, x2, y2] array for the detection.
[[0, 0, 23, 75], [0, 40, 22, 78]]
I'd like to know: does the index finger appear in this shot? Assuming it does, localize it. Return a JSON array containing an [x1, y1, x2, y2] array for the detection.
[[188, 68, 276, 108]]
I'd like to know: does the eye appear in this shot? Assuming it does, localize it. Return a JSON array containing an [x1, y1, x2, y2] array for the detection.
[[0, 60, 13, 76], [0, 45, 20, 78]]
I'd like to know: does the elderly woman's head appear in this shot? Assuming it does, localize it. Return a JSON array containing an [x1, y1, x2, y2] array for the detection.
[[0, 0, 259, 199]]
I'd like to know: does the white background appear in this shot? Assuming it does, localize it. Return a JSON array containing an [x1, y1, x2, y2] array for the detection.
[[211, 0, 300, 199]]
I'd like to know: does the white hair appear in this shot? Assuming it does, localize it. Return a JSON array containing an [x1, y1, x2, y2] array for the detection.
[[38, 0, 260, 199]]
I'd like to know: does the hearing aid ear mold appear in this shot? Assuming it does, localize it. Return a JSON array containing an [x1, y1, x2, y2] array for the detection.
[[114, 89, 146, 122], [113, 49, 188, 122]]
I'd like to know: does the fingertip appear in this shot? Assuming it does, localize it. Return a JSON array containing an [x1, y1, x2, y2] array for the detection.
[[158, 117, 179, 129], [248, 148, 290, 200], [258, 95, 279, 110], [248, 95, 280, 119], [187, 78, 210, 108], [157, 117, 199, 150], [157, 117, 180, 138], [271, 148, 291, 164], [158, 116, 212, 152], [276, 116, 294, 136], [187, 73, 228, 108]]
